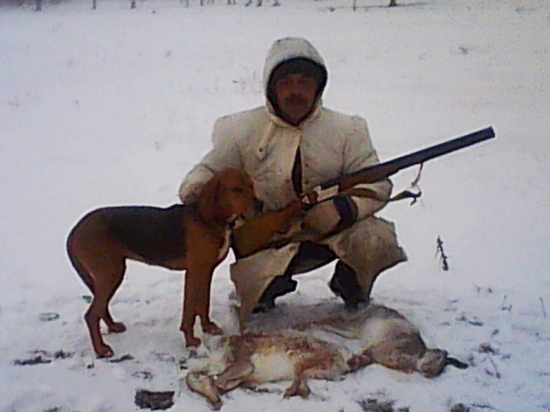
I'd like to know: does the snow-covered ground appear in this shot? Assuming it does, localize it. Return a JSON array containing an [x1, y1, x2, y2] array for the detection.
[[1, 0, 549, 410]]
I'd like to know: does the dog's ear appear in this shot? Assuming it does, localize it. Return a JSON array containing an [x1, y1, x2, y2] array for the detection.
[[197, 175, 223, 222]]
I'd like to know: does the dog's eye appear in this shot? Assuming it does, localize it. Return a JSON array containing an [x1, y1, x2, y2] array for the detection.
[[232, 187, 244, 194]]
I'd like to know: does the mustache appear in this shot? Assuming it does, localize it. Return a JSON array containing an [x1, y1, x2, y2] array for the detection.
[[284, 94, 308, 105]]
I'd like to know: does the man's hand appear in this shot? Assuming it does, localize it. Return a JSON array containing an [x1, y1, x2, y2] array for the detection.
[[270, 199, 305, 234], [232, 199, 305, 258], [302, 196, 358, 236], [180, 182, 204, 204]]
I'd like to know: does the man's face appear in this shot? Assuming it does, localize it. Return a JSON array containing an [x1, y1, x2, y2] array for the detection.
[[274, 73, 318, 126]]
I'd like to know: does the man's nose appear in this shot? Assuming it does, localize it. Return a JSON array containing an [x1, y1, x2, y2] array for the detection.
[[289, 82, 304, 94]]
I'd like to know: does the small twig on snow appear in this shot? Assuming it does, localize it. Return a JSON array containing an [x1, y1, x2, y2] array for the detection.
[[540, 297, 548, 319], [500, 294, 512, 312], [478, 329, 501, 379], [482, 350, 501, 379], [471, 404, 501, 411], [436, 236, 450, 271]]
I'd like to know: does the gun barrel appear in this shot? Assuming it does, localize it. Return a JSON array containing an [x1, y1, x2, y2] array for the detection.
[[322, 126, 495, 190]]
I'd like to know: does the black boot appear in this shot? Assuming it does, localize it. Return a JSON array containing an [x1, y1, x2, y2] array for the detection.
[[253, 275, 298, 313], [253, 242, 337, 313], [329, 261, 366, 309]]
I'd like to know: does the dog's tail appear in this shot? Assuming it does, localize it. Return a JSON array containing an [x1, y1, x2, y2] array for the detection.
[[66, 231, 95, 294]]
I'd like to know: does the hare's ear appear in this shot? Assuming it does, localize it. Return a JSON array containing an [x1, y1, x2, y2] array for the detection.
[[445, 356, 469, 370], [197, 175, 223, 222]]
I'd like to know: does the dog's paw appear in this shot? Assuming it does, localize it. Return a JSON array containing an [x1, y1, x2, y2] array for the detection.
[[108, 322, 127, 334], [95, 344, 115, 359], [185, 335, 202, 348]]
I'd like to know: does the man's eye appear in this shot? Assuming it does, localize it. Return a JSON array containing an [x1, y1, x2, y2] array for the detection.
[[277, 79, 290, 88], [299, 79, 316, 88]]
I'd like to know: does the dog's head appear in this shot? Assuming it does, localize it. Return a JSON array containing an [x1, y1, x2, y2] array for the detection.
[[198, 169, 262, 224]]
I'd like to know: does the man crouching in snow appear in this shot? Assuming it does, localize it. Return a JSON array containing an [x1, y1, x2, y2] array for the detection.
[[179, 37, 407, 325]]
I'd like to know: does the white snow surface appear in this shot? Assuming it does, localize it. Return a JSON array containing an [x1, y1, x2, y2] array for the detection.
[[1, 0, 549, 411]]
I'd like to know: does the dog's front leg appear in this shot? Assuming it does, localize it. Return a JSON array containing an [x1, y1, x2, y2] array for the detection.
[[181, 268, 202, 348], [198, 268, 223, 337], [181, 260, 223, 347]]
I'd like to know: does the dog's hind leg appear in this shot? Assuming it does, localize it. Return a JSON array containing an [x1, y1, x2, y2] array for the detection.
[[67, 237, 95, 294], [85, 259, 126, 358], [104, 307, 127, 334]]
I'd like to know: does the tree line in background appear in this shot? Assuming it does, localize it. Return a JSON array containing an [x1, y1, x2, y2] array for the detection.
[[0, 0, 397, 12]]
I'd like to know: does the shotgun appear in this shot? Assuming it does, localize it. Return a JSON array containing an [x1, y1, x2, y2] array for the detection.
[[301, 126, 496, 205], [233, 126, 496, 257]]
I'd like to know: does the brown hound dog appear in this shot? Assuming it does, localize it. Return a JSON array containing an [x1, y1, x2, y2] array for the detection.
[[67, 169, 266, 358]]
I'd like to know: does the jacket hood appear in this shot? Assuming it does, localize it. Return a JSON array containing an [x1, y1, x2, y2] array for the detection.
[[263, 37, 328, 115]]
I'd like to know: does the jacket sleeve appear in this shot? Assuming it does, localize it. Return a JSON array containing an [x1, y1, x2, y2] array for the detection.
[[178, 116, 244, 203], [342, 117, 393, 220]]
